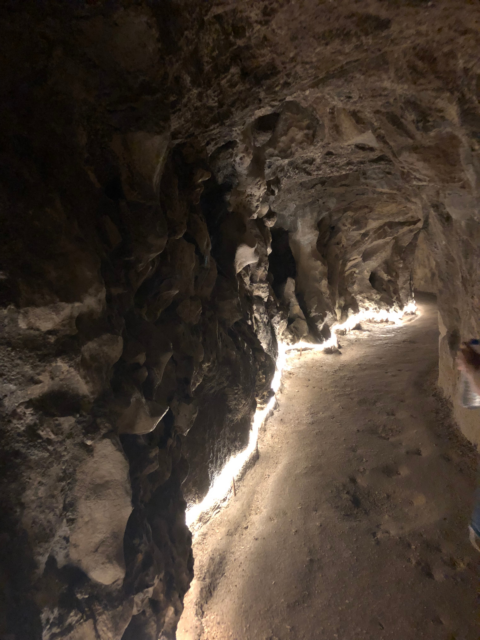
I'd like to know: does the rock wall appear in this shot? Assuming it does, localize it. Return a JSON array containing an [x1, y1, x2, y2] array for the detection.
[[426, 198, 480, 447], [0, 5, 285, 637], [413, 231, 437, 295], [0, 110, 279, 640], [2, 1, 480, 638]]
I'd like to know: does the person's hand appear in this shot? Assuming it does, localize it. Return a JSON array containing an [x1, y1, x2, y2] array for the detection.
[[457, 343, 480, 374], [457, 343, 480, 396]]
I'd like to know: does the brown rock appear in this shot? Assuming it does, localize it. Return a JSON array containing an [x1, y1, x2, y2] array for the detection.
[[69, 438, 132, 586]]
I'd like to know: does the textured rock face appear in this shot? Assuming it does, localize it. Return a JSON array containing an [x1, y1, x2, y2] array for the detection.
[[2, 1, 480, 637], [69, 438, 132, 587]]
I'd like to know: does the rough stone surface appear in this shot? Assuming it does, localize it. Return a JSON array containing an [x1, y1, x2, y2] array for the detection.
[[69, 437, 132, 586], [2, 1, 480, 637]]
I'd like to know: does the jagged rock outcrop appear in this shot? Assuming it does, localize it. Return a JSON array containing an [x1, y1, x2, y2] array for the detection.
[[2, 1, 480, 638]]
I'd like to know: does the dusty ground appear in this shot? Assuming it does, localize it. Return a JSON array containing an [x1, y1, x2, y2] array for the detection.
[[178, 297, 480, 640]]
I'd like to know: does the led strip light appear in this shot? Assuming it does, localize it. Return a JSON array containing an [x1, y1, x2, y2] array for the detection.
[[186, 300, 417, 532]]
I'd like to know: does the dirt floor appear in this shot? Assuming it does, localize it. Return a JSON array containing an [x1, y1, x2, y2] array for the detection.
[[177, 297, 480, 640]]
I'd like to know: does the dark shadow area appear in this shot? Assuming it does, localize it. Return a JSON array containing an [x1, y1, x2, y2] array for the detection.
[[268, 227, 296, 297]]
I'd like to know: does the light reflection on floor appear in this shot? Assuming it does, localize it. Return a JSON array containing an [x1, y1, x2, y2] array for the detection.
[[185, 300, 418, 533]]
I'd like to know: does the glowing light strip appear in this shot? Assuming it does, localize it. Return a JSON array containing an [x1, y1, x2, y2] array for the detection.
[[185, 300, 417, 531]]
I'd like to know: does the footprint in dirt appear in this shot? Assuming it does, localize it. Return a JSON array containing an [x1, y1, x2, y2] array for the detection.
[[394, 534, 471, 585], [357, 397, 378, 407], [405, 447, 423, 456], [411, 558, 435, 580], [380, 463, 401, 478], [409, 493, 426, 507], [330, 478, 391, 519], [369, 422, 402, 441]]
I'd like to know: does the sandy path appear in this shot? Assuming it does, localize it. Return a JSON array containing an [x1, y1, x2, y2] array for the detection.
[[178, 298, 480, 640]]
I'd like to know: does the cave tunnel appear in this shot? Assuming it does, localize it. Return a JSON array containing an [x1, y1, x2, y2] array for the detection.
[[1, 1, 480, 639]]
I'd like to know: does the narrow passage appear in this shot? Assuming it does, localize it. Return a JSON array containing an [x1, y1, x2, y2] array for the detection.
[[178, 298, 479, 640]]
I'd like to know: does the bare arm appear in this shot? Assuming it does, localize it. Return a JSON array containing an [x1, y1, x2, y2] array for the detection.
[[457, 343, 480, 396]]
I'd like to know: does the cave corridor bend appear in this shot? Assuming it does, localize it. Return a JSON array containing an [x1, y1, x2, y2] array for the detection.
[[178, 297, 479, 640]]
